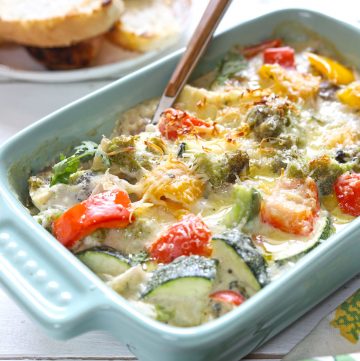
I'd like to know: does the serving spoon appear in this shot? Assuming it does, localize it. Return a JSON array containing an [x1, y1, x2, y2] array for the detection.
[[152, 0, 232, 124]]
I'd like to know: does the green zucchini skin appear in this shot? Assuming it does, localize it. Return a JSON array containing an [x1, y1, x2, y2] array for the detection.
[[142, 255, 218, 297], [77, 246, 132, 277], [247, 188, 262, 222], [275, 215, 335, 265], [224, 185, 262, 228], [213, 229, 268, 286], [142, 256, 218, 327]]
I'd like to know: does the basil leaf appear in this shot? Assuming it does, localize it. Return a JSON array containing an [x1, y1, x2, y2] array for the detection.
[[50, 141, 98, 186], [212, 48, 247, 87]]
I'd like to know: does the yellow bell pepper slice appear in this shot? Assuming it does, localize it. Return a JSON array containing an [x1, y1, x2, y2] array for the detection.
[[258, 63, 320, 100], [306, 53, 354, 85], [337, 81, 360, 108]]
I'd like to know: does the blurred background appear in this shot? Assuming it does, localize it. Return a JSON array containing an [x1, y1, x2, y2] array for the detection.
[[0, 1, 359, 360], [0, 0, 359, 145]]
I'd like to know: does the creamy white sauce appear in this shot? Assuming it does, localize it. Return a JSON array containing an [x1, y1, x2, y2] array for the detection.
[[28, 30, 360, 327]]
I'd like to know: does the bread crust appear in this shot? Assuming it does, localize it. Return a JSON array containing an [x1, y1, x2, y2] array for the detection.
[[0, 0, 124, 47], [107, 0, 190, 52]]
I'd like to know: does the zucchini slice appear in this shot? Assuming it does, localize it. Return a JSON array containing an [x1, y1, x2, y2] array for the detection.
[[142, 256, 217, 327], [257, 215, 334, 262], [77, 246, 131, 277], [211, 229, 268, 297]]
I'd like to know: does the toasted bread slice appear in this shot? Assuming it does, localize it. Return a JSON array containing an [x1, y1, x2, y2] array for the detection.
[[107, 0, 190, 52], [0, 0, 124, 47], [26, 36, 103, 70]]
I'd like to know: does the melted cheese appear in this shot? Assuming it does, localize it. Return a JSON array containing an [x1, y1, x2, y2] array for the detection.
[[28, 31, 360, 327]]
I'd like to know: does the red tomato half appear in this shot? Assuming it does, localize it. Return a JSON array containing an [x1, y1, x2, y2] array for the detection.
[[149, 214, 212, 263], [210, 290, 246, 306], [243, 38, 282, 59], [334, 172, 360, 216], [158, 108, 212, 141], [261, 177, 320, 236], [263, 47, 295, 68], [53, 189, 132, 248]]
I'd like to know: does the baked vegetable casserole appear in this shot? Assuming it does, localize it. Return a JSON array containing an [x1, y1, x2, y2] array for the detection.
[[27, 32, 360, 327]]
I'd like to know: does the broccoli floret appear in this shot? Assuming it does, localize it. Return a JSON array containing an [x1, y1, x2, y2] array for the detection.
[[226, 150, 250, 183], [245, 101, 292, 140], [107, 135, 164, 175], [106, 135, 162, 176], [309, 155, 348, 195], [195, 153, 229, 187], [286, 153, 351, 192], [108, 136, 135, 150], [285, 158, 309, 178], [260, 134, 301, 149], [334, 146, 360, 172], [107, 135, 141, 173], [195, 150, 249, 187], [271, 148, 303, 174], [251, 146, 305, 176]]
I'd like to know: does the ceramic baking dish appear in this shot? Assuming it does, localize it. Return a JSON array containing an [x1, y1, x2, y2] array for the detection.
[[0, 9, 359, 361]]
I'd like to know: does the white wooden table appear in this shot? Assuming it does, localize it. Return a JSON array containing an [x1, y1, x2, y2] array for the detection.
[[0, 1, 359, 360]]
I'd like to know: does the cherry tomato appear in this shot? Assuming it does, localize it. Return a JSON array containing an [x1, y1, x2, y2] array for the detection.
[[149, 214, 212, 263], [243, 38, 282, 59], [263, 47, 295, 68], [261, 177, 320, 236], [334, 172, 360, 216], [210, 290, 246, 306], [53, 189, 132, 248], [158, 108, 212, 141]]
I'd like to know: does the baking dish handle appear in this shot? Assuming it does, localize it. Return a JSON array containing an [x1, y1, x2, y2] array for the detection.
[[0, 193, 111, 339]]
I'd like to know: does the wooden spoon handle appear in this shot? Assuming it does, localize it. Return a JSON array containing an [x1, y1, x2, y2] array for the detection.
[[164, 0, 232, 98]]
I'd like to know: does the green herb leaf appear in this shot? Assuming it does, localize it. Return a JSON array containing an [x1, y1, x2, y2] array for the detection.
[[74, 141, 98, 157], [212, 48, 248, 87], [51, 141, 98, 186]]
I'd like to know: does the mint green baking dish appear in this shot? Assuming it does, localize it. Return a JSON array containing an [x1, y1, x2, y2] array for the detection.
[[0, 9, 359, 361]]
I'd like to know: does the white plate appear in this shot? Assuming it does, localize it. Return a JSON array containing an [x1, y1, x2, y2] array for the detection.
[[0, 1, 207, 83]]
